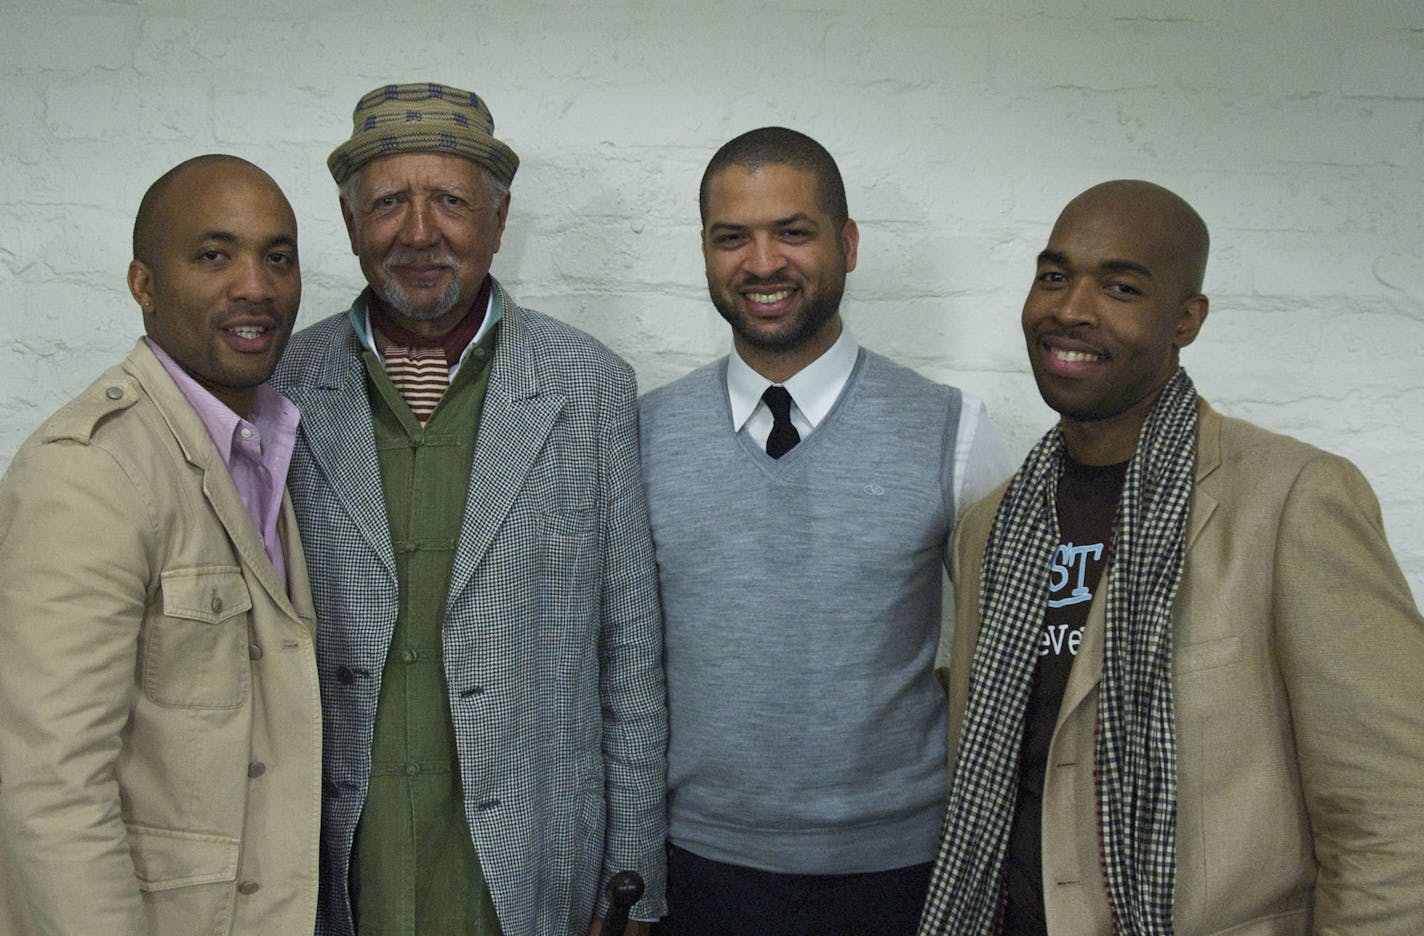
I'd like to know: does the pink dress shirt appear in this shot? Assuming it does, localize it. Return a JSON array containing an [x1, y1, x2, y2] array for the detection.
[[145, 338, 300, 592]]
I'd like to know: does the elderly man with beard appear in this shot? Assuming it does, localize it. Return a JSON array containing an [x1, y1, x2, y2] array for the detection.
[[638, 127, 1010, 933], [270, 83, 667, 936]]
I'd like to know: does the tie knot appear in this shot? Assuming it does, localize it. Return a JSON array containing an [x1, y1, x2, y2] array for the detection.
[[761, 385, 800, 459], [762, 385, 794, 420]]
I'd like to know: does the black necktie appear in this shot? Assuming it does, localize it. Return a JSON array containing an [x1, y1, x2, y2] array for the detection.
[[762, 385, 801, 459]]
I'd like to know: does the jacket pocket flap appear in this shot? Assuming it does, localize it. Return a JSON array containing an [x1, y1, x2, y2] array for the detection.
[[128, 824, 240, 892], [160, 566, 252, 624], [1175, 635, 1241, 673]]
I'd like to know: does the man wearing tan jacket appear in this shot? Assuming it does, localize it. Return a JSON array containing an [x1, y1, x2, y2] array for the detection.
[[0, 155, 321, 934], [919, 180, 1424, 935]]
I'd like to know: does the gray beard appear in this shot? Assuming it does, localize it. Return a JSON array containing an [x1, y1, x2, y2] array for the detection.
[[378, 256, 463, 322]]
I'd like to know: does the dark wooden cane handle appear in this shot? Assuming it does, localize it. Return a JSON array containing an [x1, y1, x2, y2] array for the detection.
[[602, 869, 645, 936]]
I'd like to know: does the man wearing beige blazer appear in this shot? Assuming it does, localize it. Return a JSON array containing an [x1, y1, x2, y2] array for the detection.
[[0, 155, 321, 934], [919, 180, 1424, 935]]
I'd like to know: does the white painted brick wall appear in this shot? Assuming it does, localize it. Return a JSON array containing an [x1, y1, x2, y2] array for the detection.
[[3, 1, 1421, 596]]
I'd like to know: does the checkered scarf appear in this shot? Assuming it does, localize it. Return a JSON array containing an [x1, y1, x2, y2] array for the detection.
[[919, 369, 1199, 936]]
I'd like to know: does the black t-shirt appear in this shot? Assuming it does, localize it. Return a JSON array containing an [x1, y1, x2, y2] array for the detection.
[[1001, 455, 1127, 934]]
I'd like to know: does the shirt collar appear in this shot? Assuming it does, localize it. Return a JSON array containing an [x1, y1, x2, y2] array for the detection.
[[348, 282, 502, 368], [144, 337, 298, 462], [726, 325, 859, 432]]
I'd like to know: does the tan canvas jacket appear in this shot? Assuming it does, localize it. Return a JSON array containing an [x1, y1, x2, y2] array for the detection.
[[0, 340, 322, 934]]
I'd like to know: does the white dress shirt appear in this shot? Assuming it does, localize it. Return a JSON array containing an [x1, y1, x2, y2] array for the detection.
[[726, 327, 1011, 514]]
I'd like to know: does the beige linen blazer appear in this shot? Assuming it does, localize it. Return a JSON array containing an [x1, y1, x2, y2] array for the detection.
[[0, 340, 322, 934], [941, 401, 1424, 935]]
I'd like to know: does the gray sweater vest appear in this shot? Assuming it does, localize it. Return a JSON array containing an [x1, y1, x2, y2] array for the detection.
[[639, 349, 963, 874]]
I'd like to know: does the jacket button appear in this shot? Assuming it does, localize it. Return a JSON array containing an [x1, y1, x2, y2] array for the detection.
[[105, 386, 123, 400], [336, 666, 354, 684], [247, 762, 266, 778], [237, 880, 260, 895], [211, 593, 224, 614], [249, 644, 263, 660]]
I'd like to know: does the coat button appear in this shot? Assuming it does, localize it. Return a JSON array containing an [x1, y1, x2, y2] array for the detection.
[[211, 592, 223, 614], [336, 666, 354, 684], [249, 644, 263, 660], [104, 386, 123, 400], [247, 762, 266, 778], [237, 880, 260, 895]]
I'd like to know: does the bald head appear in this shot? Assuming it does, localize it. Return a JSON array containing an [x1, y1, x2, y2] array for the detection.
[[1054, 179, 1209, 298], [132, 155, 284, 265], [125, 154, 300, 416], [1022, 179, 1212, 463]]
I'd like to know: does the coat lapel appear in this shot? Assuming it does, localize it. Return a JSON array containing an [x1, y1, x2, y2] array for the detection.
[[279, 497, 318, 633], [282, 335, 398, 581], [446, 301, 566, 607], [1055, 398, 1219, 731], [1187, 400, 1221, 553], [124, 343, 304, 618], [1057, 591, 1106, 734]]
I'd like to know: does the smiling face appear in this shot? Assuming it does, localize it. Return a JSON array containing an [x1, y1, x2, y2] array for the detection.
[[1022, 181, 1209, 463], [701, 163, 858, 381], [342, 152, 510, 338], [128, 158, 300, 417]]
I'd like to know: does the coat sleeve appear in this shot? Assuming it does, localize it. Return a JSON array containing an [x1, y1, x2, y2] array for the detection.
[[591, 364, 669, 923], [1271, 452, 1424, 934], [0, 438, 154, 934]]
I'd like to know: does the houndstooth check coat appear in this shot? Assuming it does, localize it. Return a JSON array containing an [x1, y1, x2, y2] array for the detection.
[[272, 281, 668, 935]]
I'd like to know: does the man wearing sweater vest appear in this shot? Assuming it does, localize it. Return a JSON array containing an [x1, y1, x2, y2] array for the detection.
[[270, 83, 667, 935], [918, 181, 1424, 934], [640, 127, 1011, 933]]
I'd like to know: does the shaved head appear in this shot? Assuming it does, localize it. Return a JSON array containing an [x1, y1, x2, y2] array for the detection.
[[1053, 179, 1209, 297], [133, 154, 278, 265], [1022, 179, 1212, 463], [126, 154, 299, 416]]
